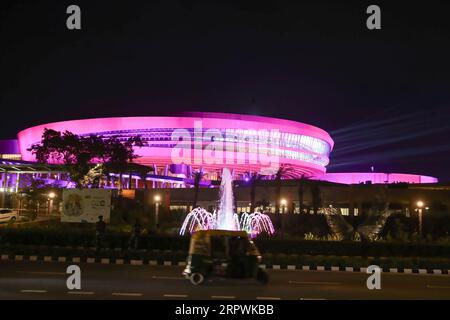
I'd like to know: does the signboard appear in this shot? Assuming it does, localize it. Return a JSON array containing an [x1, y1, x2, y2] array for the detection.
[[61, 189, 111, 223]]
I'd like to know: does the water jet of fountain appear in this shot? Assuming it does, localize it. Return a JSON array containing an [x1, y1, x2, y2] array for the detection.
[[179, 168, 275, 237], [240, 211, 275, 238], [216, 168, 239, 231]]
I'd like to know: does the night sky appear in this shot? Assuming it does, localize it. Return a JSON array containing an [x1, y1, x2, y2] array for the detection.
[[1, 0, 450, 181]]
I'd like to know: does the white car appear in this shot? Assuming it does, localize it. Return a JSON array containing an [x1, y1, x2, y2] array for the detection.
[[0, 208, 19, 223]]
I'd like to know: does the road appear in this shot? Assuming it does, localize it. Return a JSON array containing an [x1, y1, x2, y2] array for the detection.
[[1, 260, 450, 300]]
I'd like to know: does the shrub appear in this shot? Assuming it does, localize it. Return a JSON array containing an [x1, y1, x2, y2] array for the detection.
[[2, 227, 450, 258]]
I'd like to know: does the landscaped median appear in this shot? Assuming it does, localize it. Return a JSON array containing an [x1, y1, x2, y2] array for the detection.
[[2, 228, 450, 258], [1, 244, 449, 275], [1, 228, 450, 274]]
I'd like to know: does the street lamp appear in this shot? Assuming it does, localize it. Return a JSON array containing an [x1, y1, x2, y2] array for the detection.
[[154, 195, 161, 230], [416, 200, 424, 236], [47, 192, 57, 215]]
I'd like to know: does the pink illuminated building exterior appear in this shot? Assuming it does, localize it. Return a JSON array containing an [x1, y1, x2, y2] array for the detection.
[[0, 112, 438, 186], [17, 112, 334, 180], [319, 172, 438, 184]]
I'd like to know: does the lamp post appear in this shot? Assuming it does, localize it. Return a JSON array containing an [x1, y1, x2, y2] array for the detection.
[[280, 198, 287, 239], [47, 192, 56, 215], [416, 200, 424, 236], [154, 195, 161, 230]]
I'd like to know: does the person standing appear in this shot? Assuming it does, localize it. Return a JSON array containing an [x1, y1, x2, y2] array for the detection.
[[129, 219, 142, 250], [95, 215, 106, 250]]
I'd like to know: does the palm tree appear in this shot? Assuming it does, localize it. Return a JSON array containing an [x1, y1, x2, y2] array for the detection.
[[273, 165, 296, 239], [127, 166, 133, 189], [311, 182, 322, 214], [191, 169, 204, 209], [274, 165, 296, 214], [248, 172, 262, 213], [297, 174, 308, 214], [103, 136, 143, 191], [136, 165, 153, 190]]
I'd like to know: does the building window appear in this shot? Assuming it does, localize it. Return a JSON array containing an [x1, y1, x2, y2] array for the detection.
[[237, 206, 250, 213], [0, 154, 21, 160], [170, 205, 188, 212]]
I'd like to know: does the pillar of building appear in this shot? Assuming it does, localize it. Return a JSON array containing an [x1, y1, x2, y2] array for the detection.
[[163, 165, 169, 188], [15, 172, 20, 192], [349, 202, 355, 216], [401, 205, 409, 217], [1, 171, 7, 207], [4, 171, 8, 189], [357, 202, 363, 217]]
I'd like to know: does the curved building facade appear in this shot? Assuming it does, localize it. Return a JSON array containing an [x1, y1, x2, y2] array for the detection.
[[319, 172, 438, 184], [17, 112, 334, 179]]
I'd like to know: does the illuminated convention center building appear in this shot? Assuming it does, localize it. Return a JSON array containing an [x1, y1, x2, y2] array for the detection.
[[0, 112, 439, 192]]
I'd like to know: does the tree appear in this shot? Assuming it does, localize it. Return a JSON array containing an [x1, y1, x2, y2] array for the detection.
[[136, 165, 153, 190], [191, 169, 204, 209], [20, 177, 61, 218], [297, 175, 308, 214], [272, 165, 296, 239], [28, 128, 143, 188], [255, 199, 270, 212], [311, 182, 322, 214], [274, 165, 296, 214], [102, 136, 144, 191], [248, 172, 262, 213], [29, 129, 103, 187]]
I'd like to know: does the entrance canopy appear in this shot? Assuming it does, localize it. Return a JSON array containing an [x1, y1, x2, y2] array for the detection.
[[0, 160, 65, 174]]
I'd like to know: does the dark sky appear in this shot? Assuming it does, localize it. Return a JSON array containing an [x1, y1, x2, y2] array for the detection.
[[1, 0, 450, 181]]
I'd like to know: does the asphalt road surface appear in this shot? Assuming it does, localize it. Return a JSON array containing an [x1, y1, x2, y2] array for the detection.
[[1, 261, 450, 300]]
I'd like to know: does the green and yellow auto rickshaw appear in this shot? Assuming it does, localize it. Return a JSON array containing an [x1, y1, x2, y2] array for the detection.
[[182, 229, 269, 285]]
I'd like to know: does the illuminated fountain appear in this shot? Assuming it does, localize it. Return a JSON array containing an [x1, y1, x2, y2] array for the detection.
[[180, 168, 275, 237], [240, 212, 275, 238], [179, 207, 216, 234], [216, 167, 240, 231]]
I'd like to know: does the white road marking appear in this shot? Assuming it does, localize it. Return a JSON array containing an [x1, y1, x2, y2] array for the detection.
[[300, 298, 327, 300], [20, 289, 47, 293], [289, 281, 341, 285], [152, 276, 185, 280], [112, 292, 143, 297], [67, 291, 95, 295], [163, 294, 188, 298], [211, 295, 236, 299], [426, 285, 450, 289], [256, 296, 281, 300]]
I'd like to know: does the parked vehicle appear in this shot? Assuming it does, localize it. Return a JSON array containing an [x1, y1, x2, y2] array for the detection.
[[183, 229, 269, 285], [0, 208, 19, 223]]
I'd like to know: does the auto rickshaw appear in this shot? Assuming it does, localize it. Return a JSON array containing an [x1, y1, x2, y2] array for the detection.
[[182, 229, 269, 285]]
